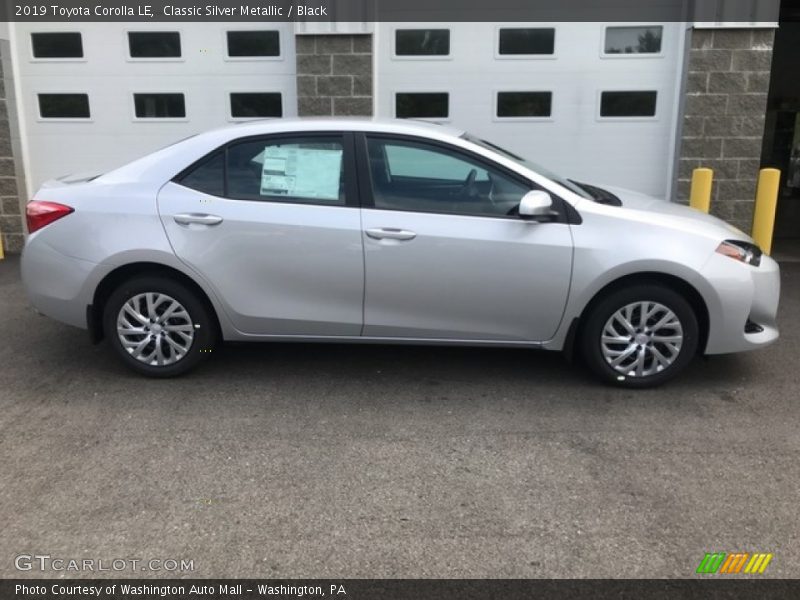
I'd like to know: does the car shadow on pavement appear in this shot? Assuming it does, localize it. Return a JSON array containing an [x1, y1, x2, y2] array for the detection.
[[199, 339, 754, 396], [29, 325, 757, 396]]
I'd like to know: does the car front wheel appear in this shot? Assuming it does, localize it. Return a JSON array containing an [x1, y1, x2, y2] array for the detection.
[[581, 284, 699, 388], [103, 275, 217, 377]]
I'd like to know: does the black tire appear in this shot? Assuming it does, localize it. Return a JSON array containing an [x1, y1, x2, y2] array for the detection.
[[580, 283, 699, 388], [103, 275, 217, 377]]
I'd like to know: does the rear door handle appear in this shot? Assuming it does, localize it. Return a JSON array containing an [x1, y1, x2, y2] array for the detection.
[[173, 213, 223, 226], [365, 227, 417, 241]]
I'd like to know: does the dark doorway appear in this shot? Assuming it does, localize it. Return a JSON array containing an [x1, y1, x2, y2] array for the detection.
[[761, 0, 800, 253]]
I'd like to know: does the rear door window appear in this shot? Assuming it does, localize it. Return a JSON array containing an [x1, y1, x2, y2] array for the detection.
[[175, 135, 348, 206], [226, 137, 346, 205]]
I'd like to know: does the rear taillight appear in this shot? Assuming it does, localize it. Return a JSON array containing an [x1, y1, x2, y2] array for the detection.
[[26, 201, 74, 234]]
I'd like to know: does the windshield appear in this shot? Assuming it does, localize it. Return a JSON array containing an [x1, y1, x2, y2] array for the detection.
[[461, 133, 593, 200]]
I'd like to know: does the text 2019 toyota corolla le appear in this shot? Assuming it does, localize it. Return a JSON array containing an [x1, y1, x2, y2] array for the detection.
[[21, 118, 779, 386]]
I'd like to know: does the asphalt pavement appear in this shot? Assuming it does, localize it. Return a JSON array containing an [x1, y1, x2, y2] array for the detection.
[[1, 255, 798, 578]]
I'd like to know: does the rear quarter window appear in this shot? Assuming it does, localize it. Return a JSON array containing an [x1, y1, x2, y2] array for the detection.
[[176, 151, 224, 196]]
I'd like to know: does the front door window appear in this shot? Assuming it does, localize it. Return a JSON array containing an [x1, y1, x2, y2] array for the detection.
[[365, 137, 530, 217]]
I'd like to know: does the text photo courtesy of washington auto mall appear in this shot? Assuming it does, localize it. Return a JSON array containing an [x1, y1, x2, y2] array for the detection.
[[1, 0, 800, 599]]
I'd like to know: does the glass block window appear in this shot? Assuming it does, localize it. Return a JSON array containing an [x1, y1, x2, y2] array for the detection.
[[604, 26, 663, 54], [600, 91, 658, 117], [226, 31, 280, 57], [38, 94, 90, 119], [497, 92, 552, 118], [31, 33, 83, 58], [395, 29, 450, 56], [396, 93, 449, 119], [230, 93, 283, 118], [128, 32, 181, 58], [498, 28, 555, 55], [134, 93, 186, 118]]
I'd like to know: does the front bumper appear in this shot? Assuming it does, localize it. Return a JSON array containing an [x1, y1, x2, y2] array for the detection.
[[701, 252, 780, 354]]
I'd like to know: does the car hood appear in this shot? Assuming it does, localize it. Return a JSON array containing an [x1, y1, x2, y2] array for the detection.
[[597, 184, 751, 242]]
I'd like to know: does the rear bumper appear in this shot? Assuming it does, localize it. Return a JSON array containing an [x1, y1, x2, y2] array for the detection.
[[702, 252, 780, 354], [21, 237, 109, 330]]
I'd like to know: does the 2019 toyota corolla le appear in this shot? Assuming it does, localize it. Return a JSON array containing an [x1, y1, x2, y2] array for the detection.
[[21, 118, 780, 387]]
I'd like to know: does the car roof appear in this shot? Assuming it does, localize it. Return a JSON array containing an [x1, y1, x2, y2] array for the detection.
[[99, 117, 468, 185], [214, 116, 466, 141], [97, 115, 589, 207]]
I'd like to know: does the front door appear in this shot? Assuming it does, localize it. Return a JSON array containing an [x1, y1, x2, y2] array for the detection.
[[358, 135, 574, 342], [158, 133, 364, 336]]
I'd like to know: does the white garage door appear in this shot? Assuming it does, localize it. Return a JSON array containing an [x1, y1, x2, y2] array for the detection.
[[375, 22, 685, 198], [10, 23, 297, 191]]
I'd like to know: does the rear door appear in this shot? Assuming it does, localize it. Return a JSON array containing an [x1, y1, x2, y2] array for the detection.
[[158, 132, 364, 336]]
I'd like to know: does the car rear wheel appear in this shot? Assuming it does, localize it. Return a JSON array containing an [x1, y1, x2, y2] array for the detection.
[[103, 275, 216, 377], [581, 284, 699, 388]]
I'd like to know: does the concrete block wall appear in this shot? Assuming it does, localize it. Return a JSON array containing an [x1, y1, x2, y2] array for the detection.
[[0, 40, 25, 254], [677, 28, 774, 231], [296, 34, 373, 117]]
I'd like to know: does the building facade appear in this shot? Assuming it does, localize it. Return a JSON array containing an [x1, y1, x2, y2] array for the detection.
[[1, 9, 797, 255]]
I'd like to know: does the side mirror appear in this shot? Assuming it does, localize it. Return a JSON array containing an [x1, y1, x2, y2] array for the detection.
[[518, 190, 555, 220]]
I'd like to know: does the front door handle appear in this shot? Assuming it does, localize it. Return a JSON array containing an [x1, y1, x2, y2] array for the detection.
[[173, 213, 224, 226], [365, 227, 417, 241]]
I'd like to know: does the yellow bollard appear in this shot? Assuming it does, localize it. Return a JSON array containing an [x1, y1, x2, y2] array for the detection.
[[689, 167, 713, 213], [0, 233, 4, 260], [751, 168, 780, 255]]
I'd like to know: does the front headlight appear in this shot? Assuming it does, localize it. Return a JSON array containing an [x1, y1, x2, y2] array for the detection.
[[716, 240, 762, 266]]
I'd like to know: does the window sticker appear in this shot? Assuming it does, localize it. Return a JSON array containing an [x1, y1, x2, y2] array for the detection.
[[258, 146, 342, 200]]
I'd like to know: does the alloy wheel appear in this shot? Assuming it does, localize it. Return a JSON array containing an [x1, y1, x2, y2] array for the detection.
[[116, 292, 195, 366], [600, 301, 684, 378]]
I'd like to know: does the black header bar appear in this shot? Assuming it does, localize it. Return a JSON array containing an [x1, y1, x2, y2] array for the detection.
[[2, 579, 800, 600], [0, 0, 783, 23]]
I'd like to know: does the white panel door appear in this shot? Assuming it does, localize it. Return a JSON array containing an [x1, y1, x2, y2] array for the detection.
[[375, 22, 685, 198], [11, 22, 297, 192]]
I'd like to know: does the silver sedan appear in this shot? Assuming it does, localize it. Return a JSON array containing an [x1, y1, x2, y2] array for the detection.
[[21, 118, 780, 387]]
